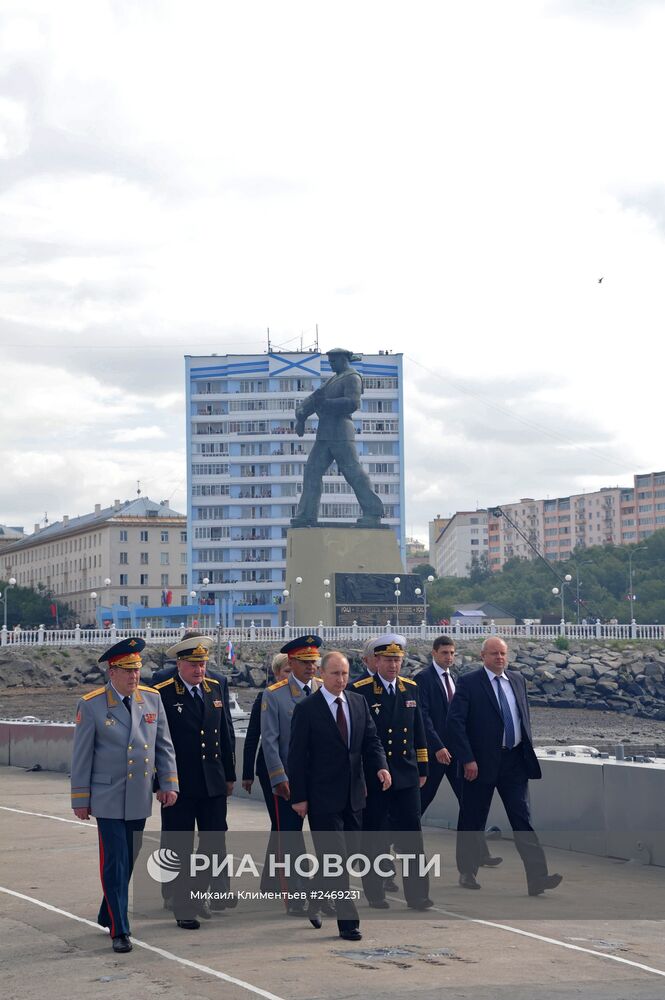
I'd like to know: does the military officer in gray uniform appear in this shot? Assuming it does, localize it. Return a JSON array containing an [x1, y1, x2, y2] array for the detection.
[[260, 634, 323, 919], [291, 348, 385, 528], [71, 637, 178, 953]]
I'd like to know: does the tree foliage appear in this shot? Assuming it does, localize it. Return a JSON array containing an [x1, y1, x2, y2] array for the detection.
[[427, 532, 665, 624], [0, 581, 74, 630]]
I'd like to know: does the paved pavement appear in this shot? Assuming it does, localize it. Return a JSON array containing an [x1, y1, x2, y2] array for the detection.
[[2, 766, 665, 1000]]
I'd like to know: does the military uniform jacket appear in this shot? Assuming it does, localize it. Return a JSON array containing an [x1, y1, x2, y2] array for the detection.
[[260, 675, 322, 788], [351, 675, 429, 790], [155, 675, 236, 797], [70, 683, 178, 821]]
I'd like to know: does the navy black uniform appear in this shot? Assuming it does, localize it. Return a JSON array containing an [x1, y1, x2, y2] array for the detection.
[[352, 673, 430, 907], [156, 674, 236, 917]]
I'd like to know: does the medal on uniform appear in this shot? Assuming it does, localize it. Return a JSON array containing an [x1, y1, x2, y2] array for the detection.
[[371, 702, 381, 715], [105, 715, 115, 726], [174, 702, 184, 713]]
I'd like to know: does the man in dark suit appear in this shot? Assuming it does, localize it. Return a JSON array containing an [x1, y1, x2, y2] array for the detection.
[[155, 635, 236, 928], [445, 637, 562, 896], [352, 634, 433, 910], [415, 636, 500, 872], [288, 650, 391, 941], [152, 631, 235, 748]]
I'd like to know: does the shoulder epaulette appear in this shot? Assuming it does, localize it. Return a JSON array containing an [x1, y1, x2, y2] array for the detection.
[[401, 677, 417, 686], [206, 677, 220, 685], [353, 676, 374, 688], [267, 678, 289, 691], [155, 677, 175, 690], [138, 684, 157, 692], [82, 687, 106, 701]]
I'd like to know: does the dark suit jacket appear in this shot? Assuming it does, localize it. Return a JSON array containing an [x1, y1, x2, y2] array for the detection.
[[242, 690, 264, 781], [287, 689, 387, 814], [414, 663, 455, 754], [445, 667, 541, 785], [155, 675, 236, 797], [152, 664, 235, 747]]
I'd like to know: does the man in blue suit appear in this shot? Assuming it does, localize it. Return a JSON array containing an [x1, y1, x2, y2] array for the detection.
[[445, 637, 562, 896]]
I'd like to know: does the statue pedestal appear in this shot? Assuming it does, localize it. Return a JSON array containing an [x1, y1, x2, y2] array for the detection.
[[286, 526, 403, 627]]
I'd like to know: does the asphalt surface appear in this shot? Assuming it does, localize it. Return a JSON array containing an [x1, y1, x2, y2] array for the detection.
[[3, 767, 665, 1000]]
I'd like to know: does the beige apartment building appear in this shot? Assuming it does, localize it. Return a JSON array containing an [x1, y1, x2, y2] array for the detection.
[[430, 470, 665, 577], [433, 511, 489, 578], [0, 498, 187, 624]]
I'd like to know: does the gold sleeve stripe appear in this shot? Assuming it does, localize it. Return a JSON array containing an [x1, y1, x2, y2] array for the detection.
[[71, 792, 90, 798], [268, 768, 285, 778]]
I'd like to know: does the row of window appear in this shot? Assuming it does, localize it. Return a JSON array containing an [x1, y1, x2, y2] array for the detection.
[[117, 529, 187, 543], [117, 573, 189, 587], [193, 376, 398, 395], [118, 552, 187, 565]]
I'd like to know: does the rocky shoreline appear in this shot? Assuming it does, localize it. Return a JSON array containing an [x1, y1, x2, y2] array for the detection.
[[2, 638, 665, 719]]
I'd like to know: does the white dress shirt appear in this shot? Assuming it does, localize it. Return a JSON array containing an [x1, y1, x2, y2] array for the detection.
[[433, 662, 456, 698], [377, 674, 397, 695]]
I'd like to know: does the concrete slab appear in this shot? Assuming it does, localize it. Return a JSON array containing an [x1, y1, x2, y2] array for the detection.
[[3, 767, 665, 1000]]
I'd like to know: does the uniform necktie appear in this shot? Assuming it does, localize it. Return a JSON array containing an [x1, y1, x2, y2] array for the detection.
[[303, 684, 311, 696], [335, 697, 349, 746], [122, 696, 131, 714], [494, 676, 515, 748], [442, 671, 454, 702], [192, 685, 204, 717], [387, 682, 395, 697]]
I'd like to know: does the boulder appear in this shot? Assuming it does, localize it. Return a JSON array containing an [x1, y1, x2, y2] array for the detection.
[[545, 653, 568, 666]]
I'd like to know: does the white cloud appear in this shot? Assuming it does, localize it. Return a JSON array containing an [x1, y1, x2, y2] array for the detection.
[[0, 0, 664, 541]]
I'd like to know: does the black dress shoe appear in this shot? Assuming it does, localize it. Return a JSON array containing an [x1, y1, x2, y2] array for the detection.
[[528, 873, 563, 896], [459, 873, 481, 890], [367, 898, 390, 909], [112, 934, 132, 953], [176, 919, 201, 929], [384, 879, 399, 893], [309, 915, 322, 929], [339, 928, 362, 941], [407, 898, 434, 910], [196, 901, 212, 919], [480, 856, 503, 867]]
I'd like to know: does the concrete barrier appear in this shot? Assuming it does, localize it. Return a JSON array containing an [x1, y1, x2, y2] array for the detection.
[[5, 722, 665, 867]]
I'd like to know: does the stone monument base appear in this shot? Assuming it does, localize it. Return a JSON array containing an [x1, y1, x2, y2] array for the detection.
[[286, 526, 403, 627]]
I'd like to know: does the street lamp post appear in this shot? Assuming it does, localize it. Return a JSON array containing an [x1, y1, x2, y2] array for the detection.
[[323, 579, 332, 626], [393, 576, 401, 627], [1, 577, 17, 631], [415, 574, 436, 623], [551, 574, 572, 624], [103, 577, 112, 626], [572, 562, 593, 625], [628, 546, 648, 623], [90, 591, 98, 628], [190, 576, 210, 627]]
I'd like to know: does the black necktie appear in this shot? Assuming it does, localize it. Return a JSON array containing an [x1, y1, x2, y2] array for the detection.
[[192, 685, 204, 717], [335, 697, 349, 746], [303, 684, 311, 696], [122, 696, 131, 714], [442, 672, 454, 703], [387, 683, 395, 697]]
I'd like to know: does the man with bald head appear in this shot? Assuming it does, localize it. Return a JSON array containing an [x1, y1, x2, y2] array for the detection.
[[445, 637, 562, 897]]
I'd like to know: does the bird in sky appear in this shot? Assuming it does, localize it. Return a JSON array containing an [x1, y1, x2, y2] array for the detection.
[[598, 277, 604, 283]]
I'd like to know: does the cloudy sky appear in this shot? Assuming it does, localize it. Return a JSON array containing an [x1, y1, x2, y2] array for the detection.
[[1, 0, 663, 544]]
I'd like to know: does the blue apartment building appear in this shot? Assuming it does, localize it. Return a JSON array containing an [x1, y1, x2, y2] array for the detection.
[[185, 351, 405, 627]]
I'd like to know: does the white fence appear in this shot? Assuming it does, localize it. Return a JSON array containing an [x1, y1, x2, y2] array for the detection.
[[1, 620, 664, 647]]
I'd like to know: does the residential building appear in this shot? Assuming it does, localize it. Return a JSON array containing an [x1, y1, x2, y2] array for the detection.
[[433, 511, 488, 578], [632, 470, 665, 541], [0, 525, 24, 550], [0, 498, 188, 624], [405, 536, 428, 571], [186, 351, 405, 626], [428, 514, 450, 573]]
